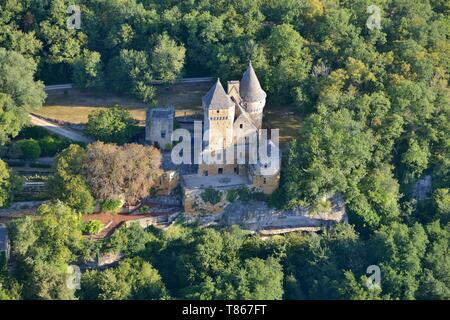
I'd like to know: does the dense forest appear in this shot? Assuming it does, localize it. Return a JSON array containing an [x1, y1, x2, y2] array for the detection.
[[0, 0, 449, 300]]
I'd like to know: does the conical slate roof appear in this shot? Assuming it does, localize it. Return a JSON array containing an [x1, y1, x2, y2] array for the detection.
[[202, 79, 235, 109], [240, 62, 266, 102]]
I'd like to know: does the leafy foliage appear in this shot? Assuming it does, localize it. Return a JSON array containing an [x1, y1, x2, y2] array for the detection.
[[85, 108, 138, 144], [0, 0, 449, 301], [200, 188, 222, 205], [0, 49, 45, 144]]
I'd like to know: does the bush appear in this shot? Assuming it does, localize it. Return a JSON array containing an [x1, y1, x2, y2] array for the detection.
[[310, 198, 332, 216], [227, 186, 267, 203], [82, 220, 103, 235], [7, 143, 23, 159], [236, 186, 252, 202], [139, 205, 150, 213], [100, 199, 123, 213], [16, 139, 41, 161], [39, 135, 70, 157], [17, 126, 49, 140], [200, 188, 222, 205], [85, 108, 137, 144], [226, 189, 239, 202]]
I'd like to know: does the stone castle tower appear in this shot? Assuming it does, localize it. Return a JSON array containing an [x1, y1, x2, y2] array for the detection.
[[202, 79, 235, 152], [239, 62, 267, 129]]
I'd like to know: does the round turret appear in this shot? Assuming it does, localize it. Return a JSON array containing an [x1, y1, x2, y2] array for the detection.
[[240, 62, 266, 128]]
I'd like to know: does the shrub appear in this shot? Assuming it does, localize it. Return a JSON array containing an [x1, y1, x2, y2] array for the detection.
[[268, 187, 286, 209], [85, 108, 137, 144], [226, 189, 239, 202], [82, 220, 103, 235], [17, 126, 49, 140], [237, 186, 252, 202], [310, 198, 332, 216], [230, 186, 267, 203], [100, 199, 123, 213], [139, 205, 150, 213], [200, 188, 222, 205], [16, 139, 41, 161], [39, 135, 70, 157], [7, 143, 23, 159]]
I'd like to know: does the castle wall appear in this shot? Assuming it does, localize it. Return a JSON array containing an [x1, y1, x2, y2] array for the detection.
[[198, 163, 235, 176], [251, 173, 280, 194], [233, 114, 257, 144]]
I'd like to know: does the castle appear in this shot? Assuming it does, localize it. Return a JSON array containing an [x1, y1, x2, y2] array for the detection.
[[195, 62, 280, 195], [146, 63, 280, 213]]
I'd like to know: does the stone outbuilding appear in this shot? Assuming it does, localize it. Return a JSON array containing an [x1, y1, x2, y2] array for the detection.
[[145, 106, 175, 150]]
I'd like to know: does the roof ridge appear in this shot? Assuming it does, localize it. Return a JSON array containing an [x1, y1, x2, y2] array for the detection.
[[202, 79, 235, 110]]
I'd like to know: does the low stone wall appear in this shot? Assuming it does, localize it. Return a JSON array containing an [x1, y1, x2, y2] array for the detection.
[[124, 211, 180, 228], [0, 201, 45, 217], [31, 113, 86, 131]]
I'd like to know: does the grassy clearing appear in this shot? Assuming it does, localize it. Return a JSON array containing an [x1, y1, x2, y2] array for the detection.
[[264, 107, 302, 147], [37, 83, 209, 124], [36, 82, 302, 144]]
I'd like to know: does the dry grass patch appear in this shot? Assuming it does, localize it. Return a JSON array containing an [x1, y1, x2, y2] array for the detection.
[[37, 82, 211, 124]]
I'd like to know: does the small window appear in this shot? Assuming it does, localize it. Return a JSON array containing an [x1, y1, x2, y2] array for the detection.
[[204, 171, 208, 176], [161, 131, 166, 138], [217, 110, 220, 113], [240, 124, 243, 129], [263, 178, 267, 184], [218, 168, 223, 174]]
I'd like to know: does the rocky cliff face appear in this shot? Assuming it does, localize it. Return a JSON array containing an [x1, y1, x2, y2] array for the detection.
[[186, 194, 347, 234]]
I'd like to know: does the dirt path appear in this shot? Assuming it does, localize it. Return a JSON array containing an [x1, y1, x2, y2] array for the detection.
[[30, 114, 92, 143]]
